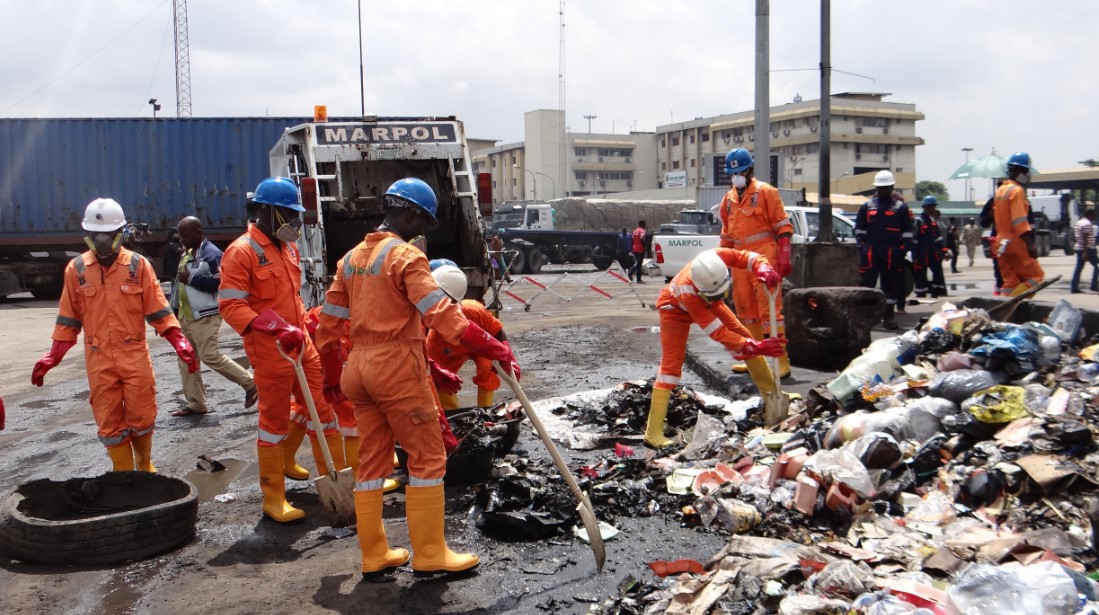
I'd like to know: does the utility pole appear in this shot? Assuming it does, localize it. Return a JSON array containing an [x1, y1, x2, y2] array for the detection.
[[172, 0, 192, 117], [358, 0, 365, 116], [559, 0, 567, 198], [753, 0, 770, 184], [962, 147, 974, 203], [583, 114, 596, 134], [816, 0, 834, 242]]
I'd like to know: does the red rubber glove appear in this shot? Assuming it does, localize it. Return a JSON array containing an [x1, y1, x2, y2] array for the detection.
[[459, 321, 512, 363], [428, 359, 463, 395], [32, 340, 76, 387], [439, 408, 459, 455], [0, 396, 5, 431], [755, 262, 782, 289], [776, 236, 793, 279], [503, 341, 522, 381], [164, 328, 199, 373], [250, 308, 305, 354], [732, 337, 787, 360], [320, 349, 346, 404]]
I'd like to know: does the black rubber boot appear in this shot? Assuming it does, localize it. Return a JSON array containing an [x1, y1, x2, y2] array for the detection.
[[882, 304, 900, 330]]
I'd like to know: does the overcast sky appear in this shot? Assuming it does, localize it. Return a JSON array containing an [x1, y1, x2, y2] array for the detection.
[[2, 0, 1095, 201]]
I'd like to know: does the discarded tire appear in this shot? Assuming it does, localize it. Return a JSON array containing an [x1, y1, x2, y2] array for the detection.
[[0, 472, 198, 566]]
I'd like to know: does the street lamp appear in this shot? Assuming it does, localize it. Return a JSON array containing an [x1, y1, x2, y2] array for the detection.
[[148, 98, 161, 118], [534, 171, 556, 199], [831, 171, 849, 194], [961, 147, 974, 203], [513, 164, 536, 201]]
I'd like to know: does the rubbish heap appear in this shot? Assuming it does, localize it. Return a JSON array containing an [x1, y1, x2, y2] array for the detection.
[[590, 299, 1099, 614]]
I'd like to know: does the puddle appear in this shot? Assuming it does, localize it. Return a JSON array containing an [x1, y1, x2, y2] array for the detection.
[[629, 326, 660, 334], [185, 458, 249, 503]]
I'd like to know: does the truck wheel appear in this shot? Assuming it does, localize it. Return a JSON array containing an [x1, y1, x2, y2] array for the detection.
[[590, 246, 614, 271], [526, 249, 545, 274], [30, 287, 62, 300], [509, 249, 526, 275], [1065, 230, 1075, 256]]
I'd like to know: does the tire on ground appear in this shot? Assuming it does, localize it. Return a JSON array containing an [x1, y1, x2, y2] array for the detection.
[[590, 245, 614, 271], [0, 473, 198, 566], [508, 248, 526, 275]]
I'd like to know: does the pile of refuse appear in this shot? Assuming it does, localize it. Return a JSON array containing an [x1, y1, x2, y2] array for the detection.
[[589, 299, 1099, 614]]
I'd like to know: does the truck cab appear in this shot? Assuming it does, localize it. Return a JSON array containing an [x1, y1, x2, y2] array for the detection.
[[492, 202, 556, 232], [268, 117, 489, 306], [656, 209, 722, 235]]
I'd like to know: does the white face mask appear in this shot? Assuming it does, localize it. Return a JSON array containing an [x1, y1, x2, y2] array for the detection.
[[1016, 173, 1031, 185], [732, 175, 748, 189]]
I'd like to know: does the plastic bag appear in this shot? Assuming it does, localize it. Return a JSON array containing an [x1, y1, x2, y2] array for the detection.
[[802, 448, 874, 498], [1023, 384, 1052, 410], [946, 562, 1078, 615], [809, 560, 876, 598], [1048, 299, 1083, 344], [968, 326, 1040, 375], [827, 335, 919, 405], [825, 404, 943, 448], [677, 412, 725, 460], [961, 385, 1028, 423], [928, 369, 999, 404]]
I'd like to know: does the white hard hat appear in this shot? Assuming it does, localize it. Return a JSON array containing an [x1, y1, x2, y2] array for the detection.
[[690, 250, 731, 298], [872, 170, 895, 187], [82, 198, 127, 232], [431, 265, 468, 301]]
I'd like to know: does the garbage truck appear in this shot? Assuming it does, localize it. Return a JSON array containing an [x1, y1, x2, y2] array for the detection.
[[268, 116, 491, 306]]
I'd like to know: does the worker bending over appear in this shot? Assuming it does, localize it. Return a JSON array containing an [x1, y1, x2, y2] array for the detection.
[[426, 260, 521, 409], [33, 198, 198, 471], [646, 248, 784, 448]]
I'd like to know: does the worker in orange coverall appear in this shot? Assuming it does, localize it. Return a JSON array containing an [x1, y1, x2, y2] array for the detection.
[[645, 248, 784, 448], [218, 177, 345, 523], [315, 178, 516, 579], [719, 148, 794, 378], [993, 152, 1045, 296], [32, 198, 198, 471], [426, 260, 521, 409]]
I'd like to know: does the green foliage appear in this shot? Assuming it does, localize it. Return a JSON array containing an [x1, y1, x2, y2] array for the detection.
[[915, 181, 949, 201]]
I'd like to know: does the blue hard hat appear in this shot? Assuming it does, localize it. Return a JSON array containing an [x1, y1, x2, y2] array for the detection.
[[922, 195, 938, 206], [1006, 152, 1038, 174], [252, 177, 305, 212], [724, 148, 754, 175], [385, 178, 439, 231], [428, 258, 458, 271]]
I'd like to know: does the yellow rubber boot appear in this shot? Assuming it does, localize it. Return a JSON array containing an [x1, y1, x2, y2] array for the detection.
[[309, 432, 347, 476], [438, 391, 459, 410], [476, 388, 495, 408], [131, 433, 156, 473], [406, 484, 479, 575], [644, 387, 675, 449], [731, 323, 767, 373], [1010, 282, 1033, 297], [282, 421, 310, 481], [355, 489, 410, 577], [776, 325, 792, 379], [107, 444, 135, 471], [256, 445, 304, 522], [383, 478, 401, 493], [344, 435, 361, 476], [744, 356, 777, 397]]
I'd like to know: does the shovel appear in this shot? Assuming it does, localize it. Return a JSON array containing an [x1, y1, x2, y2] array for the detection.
[[276, 341, 357, 527], [987, 274, 1061, 322], [763, 285, 790, 427], [494, 362, 606, 573]]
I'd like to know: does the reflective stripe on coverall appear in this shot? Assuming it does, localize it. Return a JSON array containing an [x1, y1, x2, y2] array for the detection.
[[316, 232, 469, 490], [855, 197, 914, 305], [993, 181, 1045, 294], [217, 224, 338, 446], [426, 299, 504, 393], [653, 248, 759, 391], [718, 178, 793, 333], [52, 249, 179, 447], [290, 307, 356, 437], [913, 212, 948, 296]]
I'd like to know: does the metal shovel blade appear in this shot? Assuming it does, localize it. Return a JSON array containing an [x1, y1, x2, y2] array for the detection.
[[495, 362, 606, 572], [763, 286, 789, 427], [277, 341, 356, 527]]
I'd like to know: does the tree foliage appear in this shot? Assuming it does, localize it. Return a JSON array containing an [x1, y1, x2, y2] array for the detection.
[[1079, 159, 1099, 168], [915, 181, 950, 201]]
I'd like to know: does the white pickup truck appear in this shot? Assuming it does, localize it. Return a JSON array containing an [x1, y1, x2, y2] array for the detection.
[[651, 205, 856, 280]]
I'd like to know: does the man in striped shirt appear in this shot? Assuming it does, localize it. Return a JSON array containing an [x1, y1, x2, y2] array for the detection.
[[1071, 208, 1098, 294]]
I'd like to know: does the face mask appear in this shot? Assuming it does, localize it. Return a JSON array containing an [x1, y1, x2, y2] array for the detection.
[[1016, 173, 1031, 185], [84, 232, 123, 256], [732, 175, 748, 189], [273, 208, 302, 243], [409, 235, 427, 253]]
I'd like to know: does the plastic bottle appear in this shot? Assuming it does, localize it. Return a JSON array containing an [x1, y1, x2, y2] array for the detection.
[[1079, 363, 1099, 386]]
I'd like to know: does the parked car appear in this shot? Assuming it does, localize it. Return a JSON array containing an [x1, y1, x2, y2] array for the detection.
[[651, 206, 856, 280]]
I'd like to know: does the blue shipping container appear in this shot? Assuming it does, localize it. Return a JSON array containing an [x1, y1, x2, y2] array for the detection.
[[0, 117, 309, 244]]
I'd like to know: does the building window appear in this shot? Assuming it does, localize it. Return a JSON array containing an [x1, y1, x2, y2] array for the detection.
[[661, 162, 667, 171], [511, 155, 517, 164], [689, 134, 696, 144], [690, 158, 696, 168], [491, 159, 496, 168], [808, 143, 819, 154], [492, 180, 497, 188], [731, 128, 742, 138], [574, 147, 587, 156], [672, 160, 680, 169], [659, 137, 665, 148], [895, 168, 903, 172], [793, 168, 802, 176], [702, 133, 709, 142], [512, 178, 516, 187], [672, 136, 680, 146], [574, 171, 586, 180]]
